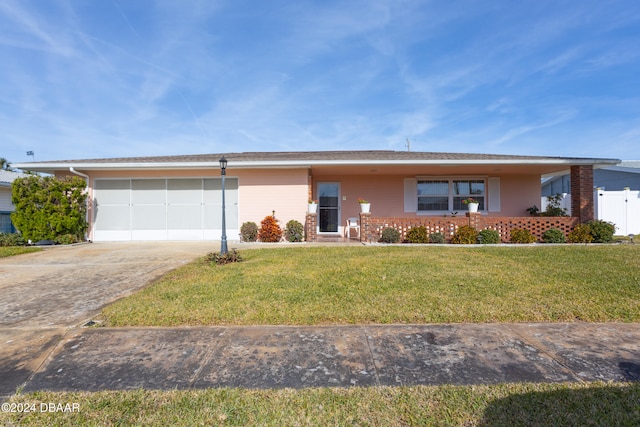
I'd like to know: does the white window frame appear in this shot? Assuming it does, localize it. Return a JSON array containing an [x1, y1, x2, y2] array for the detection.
[[416, 176, 487, 215]]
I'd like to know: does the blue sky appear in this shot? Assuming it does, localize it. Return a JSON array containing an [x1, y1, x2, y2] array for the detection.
[[1, 0, 639, 163]]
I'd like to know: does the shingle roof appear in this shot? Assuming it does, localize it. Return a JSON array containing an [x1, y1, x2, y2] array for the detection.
[[15, 150, 621, 165]]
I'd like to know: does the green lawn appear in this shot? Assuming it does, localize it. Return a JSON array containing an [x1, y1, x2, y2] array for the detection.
[[2, 382, 638, 426], [0, 246, 40, 257], [102, 245, 640, 326], [6, 245, 640, 426]]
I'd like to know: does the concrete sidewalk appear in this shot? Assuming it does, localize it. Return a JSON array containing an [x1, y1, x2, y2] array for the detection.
[[16, 322, 640, 393]]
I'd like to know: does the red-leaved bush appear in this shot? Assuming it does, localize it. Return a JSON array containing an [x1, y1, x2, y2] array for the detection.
[[258, 215, 282, 242]]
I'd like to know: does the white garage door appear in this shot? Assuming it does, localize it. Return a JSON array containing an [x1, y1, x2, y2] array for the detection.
[[93, 178, 238, 241]]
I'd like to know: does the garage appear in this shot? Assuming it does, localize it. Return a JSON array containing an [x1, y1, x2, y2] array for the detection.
[[93, 178, 238, 241]]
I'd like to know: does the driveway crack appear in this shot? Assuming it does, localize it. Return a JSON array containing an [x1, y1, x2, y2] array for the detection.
[[503, 324, 583, 382], [188, 331, 225, 387], [362, 327, 381, 386]]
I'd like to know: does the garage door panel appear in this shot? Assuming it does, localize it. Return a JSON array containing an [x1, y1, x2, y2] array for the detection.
[[94, 205, 131, 230], [168, 205, 202, 229], [203, 205, 222, 229], [204, 203, 238, 229], [94, 179, 130, 204], [132, 205, 166, 230], [168, 179, 202, 203], [204, 178, 238, 204], [132, 179, 166, 204]]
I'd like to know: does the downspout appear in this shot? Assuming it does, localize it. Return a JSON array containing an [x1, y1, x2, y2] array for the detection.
[[69, 167, 91, 242]]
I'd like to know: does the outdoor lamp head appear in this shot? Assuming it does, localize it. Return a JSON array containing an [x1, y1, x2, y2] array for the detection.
[[219, 156, 227, 173]]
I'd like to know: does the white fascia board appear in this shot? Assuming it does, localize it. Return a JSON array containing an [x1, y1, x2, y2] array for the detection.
[[13, 157, 621, 171]]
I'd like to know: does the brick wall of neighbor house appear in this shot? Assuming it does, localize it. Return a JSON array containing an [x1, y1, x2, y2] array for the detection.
[[359, 212, 578, 243], [570, 165, 594, 223]]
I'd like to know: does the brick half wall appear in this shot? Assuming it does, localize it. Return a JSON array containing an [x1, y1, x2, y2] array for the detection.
[[360, 213, 578, 243]]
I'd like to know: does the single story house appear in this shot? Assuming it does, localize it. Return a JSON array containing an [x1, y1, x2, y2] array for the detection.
[[0, 169, 29, 234], [14, 151, 620, 242]]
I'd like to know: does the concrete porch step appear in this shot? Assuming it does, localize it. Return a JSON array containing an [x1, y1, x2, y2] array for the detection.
[[315, 235, 357, 243]]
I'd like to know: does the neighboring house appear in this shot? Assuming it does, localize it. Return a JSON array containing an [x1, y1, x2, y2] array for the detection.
[[542, 161, 640, 235], [0, 169, 29, 233], [14, 151, 619, 242], [542, 160, 640, 195]]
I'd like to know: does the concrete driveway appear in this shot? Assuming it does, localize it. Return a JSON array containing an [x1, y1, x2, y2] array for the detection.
[[0, 241, 212, 398]]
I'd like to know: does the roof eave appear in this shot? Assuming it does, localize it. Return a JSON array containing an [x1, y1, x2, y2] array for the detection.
[[13, 157, 622, 172]]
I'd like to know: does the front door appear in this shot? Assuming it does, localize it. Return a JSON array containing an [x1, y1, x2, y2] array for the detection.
[[318, 182, 340, 233]]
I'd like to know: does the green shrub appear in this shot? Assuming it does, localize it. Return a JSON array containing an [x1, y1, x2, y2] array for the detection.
[[56, 234, 82, 245], [510, 228, 536, 244], [240, 222, 258, 242], [587, 220, 616, 243], [478, 229, 500, 244], [0, 233, 24, 247], [568, 224, 594, 243], [11, 175, 87, 242], [258, 215, 282, 242], [429, 232, 445, 244], [380, 227, 401, 243], [542, 228, 566, 243], [406, 226, 429, 243], [451, 226, 478, 244], [207, 249, 242, 265], [284, 220, 304, 242], [526, 205, 540, 216]]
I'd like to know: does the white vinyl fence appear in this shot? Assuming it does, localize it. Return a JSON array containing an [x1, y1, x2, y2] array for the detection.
[[594, 188, 640, 236], [542, 189, 640, 235]]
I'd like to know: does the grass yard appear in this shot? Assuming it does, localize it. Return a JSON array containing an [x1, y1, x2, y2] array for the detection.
[[0, 246, 40, 257], [102, 245, 640, 326], [2, 382, 638, 426]]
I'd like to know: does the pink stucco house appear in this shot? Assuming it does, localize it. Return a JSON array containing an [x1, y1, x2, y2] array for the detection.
[[15, 151, 620, 242]]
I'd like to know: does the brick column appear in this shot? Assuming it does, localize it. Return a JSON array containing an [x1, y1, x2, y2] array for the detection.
[[359, 212, 372, 243], [305, 212, 317, 242], [465, 212, 481, 229], [570, 165, 594, 223]]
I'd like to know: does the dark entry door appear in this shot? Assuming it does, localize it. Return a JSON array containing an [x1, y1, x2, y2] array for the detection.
[[318, 182, 340, 233]]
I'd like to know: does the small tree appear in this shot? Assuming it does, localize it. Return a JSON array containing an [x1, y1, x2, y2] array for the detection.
[[11, 175, 88, 242], [0, 157, 13, 171], [258, 215, 282, 242]]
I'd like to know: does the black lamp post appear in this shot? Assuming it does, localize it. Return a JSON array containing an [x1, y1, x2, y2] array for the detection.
[[219, 156, 228, 255]]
